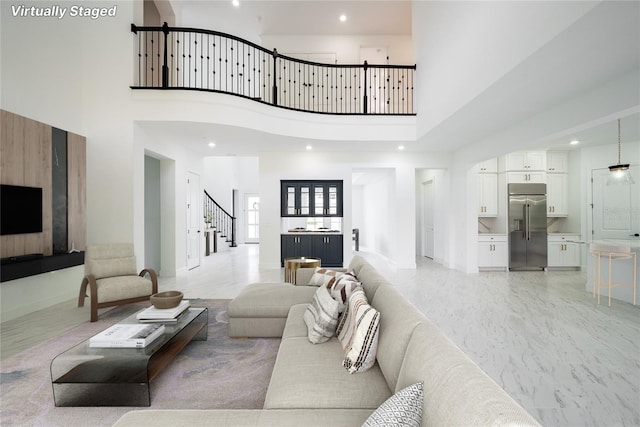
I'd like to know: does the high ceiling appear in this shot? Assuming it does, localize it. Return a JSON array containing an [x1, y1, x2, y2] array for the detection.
[[144, 1, 639, 158], [172, 0, 412, 37]]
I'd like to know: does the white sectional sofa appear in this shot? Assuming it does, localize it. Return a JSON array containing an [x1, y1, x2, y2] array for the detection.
[[113, 256, 540, 427]]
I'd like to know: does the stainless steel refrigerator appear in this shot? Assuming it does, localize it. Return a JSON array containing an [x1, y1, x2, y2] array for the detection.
[[508, 183, 547, 270]]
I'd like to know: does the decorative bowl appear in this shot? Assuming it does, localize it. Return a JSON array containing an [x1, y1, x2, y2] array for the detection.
[[150, 291, 183, 309]]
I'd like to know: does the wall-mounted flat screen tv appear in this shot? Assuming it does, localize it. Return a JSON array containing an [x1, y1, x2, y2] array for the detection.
[[1, 184, 43, 235]]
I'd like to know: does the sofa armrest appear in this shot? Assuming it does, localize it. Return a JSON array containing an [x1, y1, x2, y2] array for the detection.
[[294, 267, 347, 286]]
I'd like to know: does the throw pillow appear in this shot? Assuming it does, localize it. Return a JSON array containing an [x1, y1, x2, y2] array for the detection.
[[327, 271, 362, 306], [362, 382, 423, 427], [336, 288, 369, 350], [342, 300, 380, 374], [303, 285, 341, 344], [308, 267, 343, 287]]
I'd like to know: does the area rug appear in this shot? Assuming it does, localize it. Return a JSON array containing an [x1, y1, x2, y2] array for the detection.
[[0, 300, 280, 427]]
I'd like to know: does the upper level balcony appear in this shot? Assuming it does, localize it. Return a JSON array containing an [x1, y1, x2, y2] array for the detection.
[[131, 23, 416, 116]]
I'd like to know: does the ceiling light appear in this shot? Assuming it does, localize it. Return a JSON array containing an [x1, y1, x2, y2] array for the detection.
[[306, 145, 312, 150], [569, 140, 580, 145], [208, 142, 216, 148], [398, 145, 405, 150], [606, 118, 634, 186], [339, 14, 347, 22], [232, 0, 240, 7]]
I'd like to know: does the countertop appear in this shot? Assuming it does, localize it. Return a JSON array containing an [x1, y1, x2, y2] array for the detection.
[[282, 230, 343, 235], [589, 238, 640, 249]]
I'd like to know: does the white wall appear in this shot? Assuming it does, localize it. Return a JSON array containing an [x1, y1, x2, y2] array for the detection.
[[261, 34, 414, 65], [144, 155, 162, 272], [353, 169, 394, 258]]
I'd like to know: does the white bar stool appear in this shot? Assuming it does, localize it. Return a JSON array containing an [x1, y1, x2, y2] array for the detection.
[[590, 243, 637, 307]]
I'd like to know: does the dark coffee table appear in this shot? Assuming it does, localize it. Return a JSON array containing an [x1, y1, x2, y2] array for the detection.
[[51, 306, 208, 406]]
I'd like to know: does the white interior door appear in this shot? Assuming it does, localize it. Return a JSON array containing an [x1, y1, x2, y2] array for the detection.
[[422, 180, 435, 259], [187, 172, 201, 270], [245, 193, 260, 243], [591, 166, 640, 239]]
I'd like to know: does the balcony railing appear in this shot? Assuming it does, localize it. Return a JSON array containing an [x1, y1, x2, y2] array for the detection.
[[131, 23, 416, 115]]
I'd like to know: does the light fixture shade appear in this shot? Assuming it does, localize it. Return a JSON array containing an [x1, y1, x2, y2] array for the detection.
[[606, 118, 635, 185], [606, 166, 635, 185]]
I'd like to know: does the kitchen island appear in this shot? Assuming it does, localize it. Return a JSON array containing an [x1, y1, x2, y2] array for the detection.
[[586, 239, 639, 306]]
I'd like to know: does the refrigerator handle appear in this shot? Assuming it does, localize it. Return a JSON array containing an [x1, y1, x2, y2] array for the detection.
[[522, 204, 527, 240], [526, 203, 531, 240]]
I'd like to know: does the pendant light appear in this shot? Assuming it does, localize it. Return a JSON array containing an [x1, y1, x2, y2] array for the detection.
[[606, 118, 635, 185]]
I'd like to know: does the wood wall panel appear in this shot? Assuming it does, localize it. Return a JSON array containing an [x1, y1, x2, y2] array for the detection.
[[1, 110, 56, 258], [67, 132, 87, 251]]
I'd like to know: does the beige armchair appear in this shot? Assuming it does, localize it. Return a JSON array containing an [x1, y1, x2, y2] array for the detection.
[[78, 243, 158, 322]]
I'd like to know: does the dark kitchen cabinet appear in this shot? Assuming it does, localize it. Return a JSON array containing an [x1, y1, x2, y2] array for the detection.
[[281, 180, 342, 217], [312, 234, 343, 267], [281, 234, 343, 267], [281, 235, 312, 262], [281, 182, 312, 216]]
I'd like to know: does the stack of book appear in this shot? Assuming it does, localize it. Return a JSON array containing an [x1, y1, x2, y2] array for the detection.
[[136, 300, 191, 323], [89, 323, 165, 348]]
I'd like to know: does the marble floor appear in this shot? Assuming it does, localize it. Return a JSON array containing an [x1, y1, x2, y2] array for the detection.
[[2, 244, 639, 426]]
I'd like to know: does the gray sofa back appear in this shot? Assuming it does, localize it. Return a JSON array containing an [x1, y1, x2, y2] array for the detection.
[[371, 285, 424, 392], [398, 322, 540, 426], [347, 255, 388, 301]]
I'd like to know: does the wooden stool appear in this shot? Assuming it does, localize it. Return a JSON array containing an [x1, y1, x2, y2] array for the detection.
[[284, 257, 321, 284], [590, 243, 637, 307]]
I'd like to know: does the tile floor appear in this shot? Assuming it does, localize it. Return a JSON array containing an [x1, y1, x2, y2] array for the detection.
[[1, 243, 638, 426]]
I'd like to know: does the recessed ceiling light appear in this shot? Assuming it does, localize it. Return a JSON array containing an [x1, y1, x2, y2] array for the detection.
[[306, 145, 312, 150], [339, 14, 347, 22], [569, 140, 580, 145], [398, 145, 405, 150], [208, 142, 216, 147], [232, 0, 240, 7]]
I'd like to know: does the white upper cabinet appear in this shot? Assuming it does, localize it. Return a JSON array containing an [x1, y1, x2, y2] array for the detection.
[[507, 171, 546, 184], [475, 158, 498, 173], [478, 173, 498, 216], [547, 173, 568, 216], [504, 151, 547, 171], [547, 151, 569, 173]]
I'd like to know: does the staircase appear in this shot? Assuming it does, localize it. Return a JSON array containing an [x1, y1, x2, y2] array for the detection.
[[204, 190, 237, 248]]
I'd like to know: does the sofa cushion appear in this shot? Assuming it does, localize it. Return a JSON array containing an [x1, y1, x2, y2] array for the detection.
[[113, 409, 375, 427], [303, 285, 341, 344], [228, 283, 317, 318], [342, 301, 380, 374], [85, 243, 137, 279], [308, 267, 343, 287], [282, 304, 309, 339], [371, 285, 425, 391], [264, 337, 391, 409], [396, 322, 541, 426], [92, 276, 153, 303], [363, 382, 423, 427]]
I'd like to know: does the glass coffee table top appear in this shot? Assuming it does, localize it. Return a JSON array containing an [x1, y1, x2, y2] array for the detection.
[[51, 306, 208, 406]]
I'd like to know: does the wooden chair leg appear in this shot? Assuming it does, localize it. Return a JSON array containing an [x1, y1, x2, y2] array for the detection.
[[78, 277, 89, 307], [90, 303, 98, 322]]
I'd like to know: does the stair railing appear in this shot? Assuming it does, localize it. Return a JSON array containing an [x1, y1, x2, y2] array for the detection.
[[203, 190, 237, 248], [131, 22, 416, 115]]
